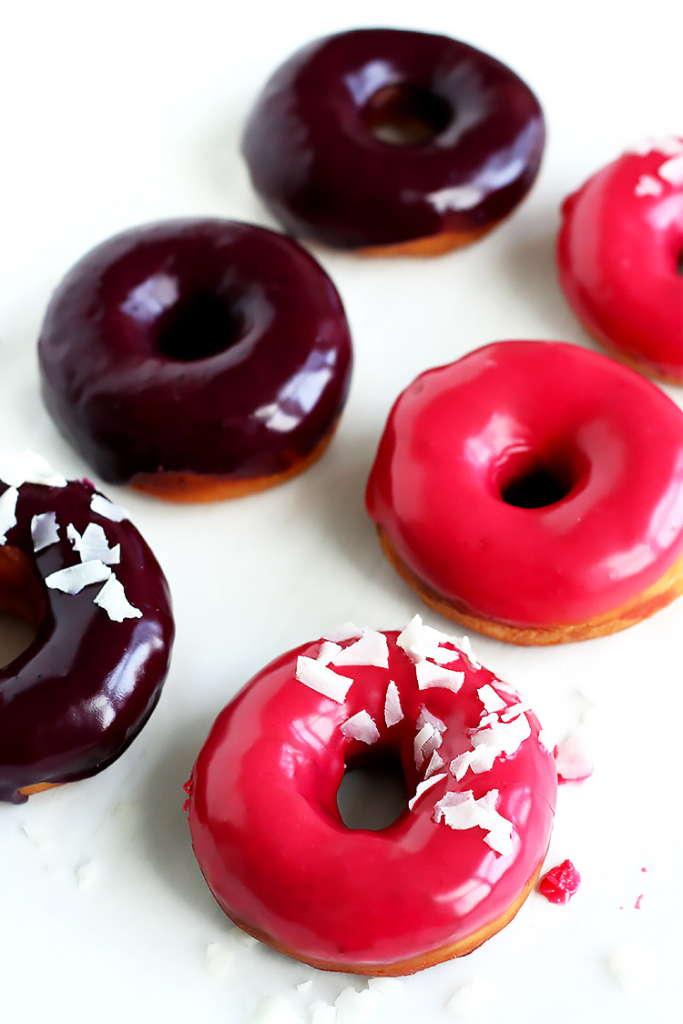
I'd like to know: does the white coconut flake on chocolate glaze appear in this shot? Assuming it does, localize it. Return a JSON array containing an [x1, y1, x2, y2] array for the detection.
[[31, 511, 60, 552], [322, 622, 364, 643], [477, 685, 507, 713], [316, 641, 342, 666], [416, 660, 465, 693], [45, 559, 112, 594], [0, 449, 67, 489], [94, 575, 142, 622], [408, 772, 447, 811], [658, 154, 683, 186], [0, 485, 19, 544], [296, 657, 353, 704], [635, 174, 663, 197], [68, 522, 121, 565], [384, 680, 403, 727], [433, 789, 514, 855], [340, 710, 380, 745], [331, 630, 389, 668], [90, 493, 129, 522]]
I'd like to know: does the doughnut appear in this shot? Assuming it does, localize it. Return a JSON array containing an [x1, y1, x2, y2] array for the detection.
[[366, 341, 683, 645], [38, 219, 353, 502], [186, 617, 556, 976], [557, 136, 683, 385], [242, 29, 545, 255], [0, 450, 174, 803]]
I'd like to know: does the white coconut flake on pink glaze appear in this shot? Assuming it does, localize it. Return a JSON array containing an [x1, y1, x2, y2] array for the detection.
[[408, 773, 447, 811], [331, 630, 389, 668], [340, 710, 380, 745], [555, 732, 594, 783], [384, 680, 403, 727], [295, 657, 353, 704], [433, 790, 514, 855]]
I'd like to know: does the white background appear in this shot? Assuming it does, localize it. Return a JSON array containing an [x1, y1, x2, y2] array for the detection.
[[0, 1, 681, 1021]]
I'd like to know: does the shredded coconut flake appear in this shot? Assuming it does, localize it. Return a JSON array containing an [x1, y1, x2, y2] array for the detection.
[[658, 153, 683, 186], [340, 710, 380, 745], [425, 750, 445, 779], [31, 511, 60, 552], [68, 522, 121, 564], [46, 560, 112, 594], [206, 942, 234, 980], [384, 680, 403, 727], [296, 656, 353, 704], [0, 486, 19, 543], [555, 733, 594, 783], [90, 493, 129, 522], [417, 708, 447, 734], [628, 135, 683, 157], [635, 173, 663, 197], [397, 614, 452, 662], [416, 660, 465, 693], [477, 685, 507, 713], [408, 772, 447, 811], [316, 641, 342, 666], [0, 449, 67, 489], [93, 575, 142, 621], [433, 789, 514, 855], [331, 630, 389, 668], [414, 722, 444, 769]]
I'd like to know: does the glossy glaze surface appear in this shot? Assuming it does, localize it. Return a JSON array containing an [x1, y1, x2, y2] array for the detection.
[[557, 139, 683, 383], [366, 341, 683, 628], [39, 220, 353, 485], [187, 629, 556, 971], [243, 29, 545, 250], [538, 860, 581, 904], [0, 477, 174, 803]]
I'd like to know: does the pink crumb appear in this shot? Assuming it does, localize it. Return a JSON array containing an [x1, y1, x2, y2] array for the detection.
[[635, 894, 644, 909], [538, 860, 581, 904]]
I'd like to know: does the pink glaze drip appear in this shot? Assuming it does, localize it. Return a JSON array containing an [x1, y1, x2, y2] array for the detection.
[[187, 629, 556, 971], [557, 140, 683, 383], [366, 341, 683, 629], [635, 894, 644, 910], [538, 860, 581, 904]]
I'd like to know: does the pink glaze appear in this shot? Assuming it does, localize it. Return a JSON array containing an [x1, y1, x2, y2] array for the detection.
[[186, 626, 556, 972], [538, 860, 580, 904], [366, 341, 683, 630], [557, 138, 683, 383]]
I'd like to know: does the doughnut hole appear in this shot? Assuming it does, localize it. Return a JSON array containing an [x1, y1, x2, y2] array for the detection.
[[363, 84, 453, 146], [0, 546, 46, 667], [155, 291, 245, 361], [337, 747, 409, 830], [496, 448, 589, 509]]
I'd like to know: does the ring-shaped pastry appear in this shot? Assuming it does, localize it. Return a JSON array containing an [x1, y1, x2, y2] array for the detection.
[[366, 341, 683, 644], [0, 452, 173, 802], [243, 29, 545, 255], [557, 136, 683, 385], [186, 619, 556, 975], [39, 220, 353, 501]]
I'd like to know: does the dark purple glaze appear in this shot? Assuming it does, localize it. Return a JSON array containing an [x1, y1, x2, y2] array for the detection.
[[0, 477, 174, 803], [38, 220, 353, 485], [242, 29, 545, 250]]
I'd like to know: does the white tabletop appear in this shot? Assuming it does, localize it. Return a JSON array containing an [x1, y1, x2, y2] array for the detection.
[[1, 2, 681, 1022]]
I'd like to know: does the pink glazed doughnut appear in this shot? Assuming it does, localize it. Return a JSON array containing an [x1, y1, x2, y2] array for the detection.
[[366, 341, 683, 645], [557, 136, 683, 385], [186, 619, 556, 975]]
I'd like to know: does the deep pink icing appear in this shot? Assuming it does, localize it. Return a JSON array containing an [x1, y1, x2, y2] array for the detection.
[[557, 141, 683, 383], [187, 629, 556, 970], [366, 341, 683, 629], [538, 860, 581, 904]]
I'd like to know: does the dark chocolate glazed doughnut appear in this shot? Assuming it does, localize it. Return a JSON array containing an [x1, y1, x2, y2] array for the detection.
[[38, 220, 353, 501], [242, 29, 545, 254], [0, 452, 174, 802]]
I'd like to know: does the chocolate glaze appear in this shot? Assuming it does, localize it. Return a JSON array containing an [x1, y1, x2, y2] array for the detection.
[[38, 220, 353, 485], [0, 477, 174, 803], [187, 630, 556, 972], [243, 28, 545, 250]]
